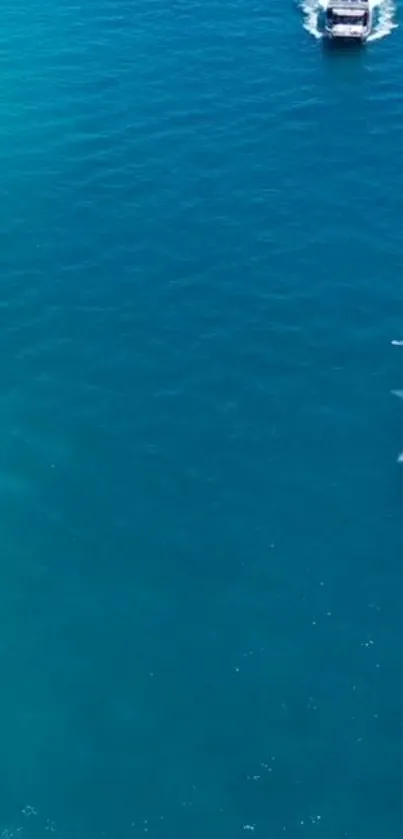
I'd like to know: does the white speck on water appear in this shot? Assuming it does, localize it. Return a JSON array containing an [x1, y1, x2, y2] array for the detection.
[[21, 808, 37, 819]]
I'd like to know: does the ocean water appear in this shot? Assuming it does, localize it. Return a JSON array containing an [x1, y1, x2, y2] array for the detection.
[[1, 0, 403, 836]]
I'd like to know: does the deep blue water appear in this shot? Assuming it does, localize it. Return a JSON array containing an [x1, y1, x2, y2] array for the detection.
[[1, 0, 403, 836]]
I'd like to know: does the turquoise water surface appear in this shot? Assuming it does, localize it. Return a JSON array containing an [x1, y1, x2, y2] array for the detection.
[[0, 0, 403, 837]]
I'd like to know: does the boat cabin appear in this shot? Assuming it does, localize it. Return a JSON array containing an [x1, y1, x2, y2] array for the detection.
[[325, 0, 371, 39]]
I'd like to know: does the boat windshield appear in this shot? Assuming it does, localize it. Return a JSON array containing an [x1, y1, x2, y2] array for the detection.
[[327, 9, 368, 23]]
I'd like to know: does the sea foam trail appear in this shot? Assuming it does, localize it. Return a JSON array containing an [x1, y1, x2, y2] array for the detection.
[[300, 0, 397, 40], [301, 0, 325, 38], [367, 0, 397, 40]]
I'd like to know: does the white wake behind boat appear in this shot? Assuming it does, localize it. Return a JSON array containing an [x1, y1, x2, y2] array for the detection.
[[324, 0, 372, 40]]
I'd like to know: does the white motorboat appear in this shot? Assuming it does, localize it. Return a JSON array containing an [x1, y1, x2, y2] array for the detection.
[[324, 0, 372, 40]]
